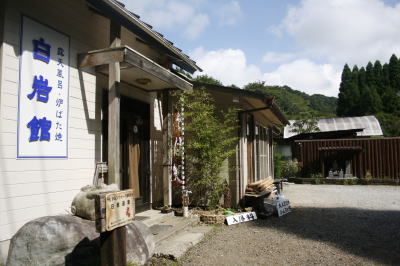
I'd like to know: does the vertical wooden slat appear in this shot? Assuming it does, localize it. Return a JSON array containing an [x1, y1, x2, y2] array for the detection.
[[380, 139, 383, 178], [395, 139, 399, 179], [375, 139, 379, 178], [387, 139, 390, 178], [374, 139, 378, 178], [390, 139, 394, 179], [368, 139, 372, 177]]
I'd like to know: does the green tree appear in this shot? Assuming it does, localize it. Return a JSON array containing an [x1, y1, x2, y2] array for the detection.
[[389, 54, 400, 91], [376, 113, 400, 137], [337, 64, 353, 116], [358, 66, 367, 88], [382, 86, 400, 114], [193, 75, 223, 86], [358, 66, 383, 115], [290, 112, 320, 134], [177, 88, 238, 209], [365, 62, 375, 87], [336, 55, 400, 136], [382, 63, 391, 88], [244, 82, 336, 119], [373, 60, 384, 94]]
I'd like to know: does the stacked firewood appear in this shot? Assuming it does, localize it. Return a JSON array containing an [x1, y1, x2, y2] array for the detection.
[[245, 177, 276, 195]]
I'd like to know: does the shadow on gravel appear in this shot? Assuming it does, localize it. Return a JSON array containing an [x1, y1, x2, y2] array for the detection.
[[253, 207, 400, 265]]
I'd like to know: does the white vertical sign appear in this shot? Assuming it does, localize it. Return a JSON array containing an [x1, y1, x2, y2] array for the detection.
[[17, 16, 69, 158]]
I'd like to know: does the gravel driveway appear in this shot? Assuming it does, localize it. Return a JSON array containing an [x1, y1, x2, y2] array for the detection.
[[176, 184, 400, 266]]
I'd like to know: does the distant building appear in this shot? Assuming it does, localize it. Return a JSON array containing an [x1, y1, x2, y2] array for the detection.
[[279, 116, 400, 180], [277, 116, 383, 160]]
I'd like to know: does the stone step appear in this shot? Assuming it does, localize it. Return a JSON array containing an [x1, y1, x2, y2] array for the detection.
[[154, 225, 213, 260], [135, 209, 174, 228], [150, 215, 199, 244]]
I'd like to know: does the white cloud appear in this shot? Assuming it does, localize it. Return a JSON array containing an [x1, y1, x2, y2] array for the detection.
[[192, 47, 341, 96], [185, 14, 210, 40], [274, 0, 400, 66], [263, 59, 341, 97], [218, 1, 243, 26], [191, 47, 263, 87], [121, 0, 209, 39], [191, 47, 341, 96], [262, 52, 295, 64]]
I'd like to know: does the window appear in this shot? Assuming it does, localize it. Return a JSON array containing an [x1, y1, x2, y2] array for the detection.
[[255, 125, 271, 180]]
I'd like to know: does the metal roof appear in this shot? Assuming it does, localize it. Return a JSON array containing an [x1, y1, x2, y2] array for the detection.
[[284, 116, 383, 139], [86, 0, 202, 74]]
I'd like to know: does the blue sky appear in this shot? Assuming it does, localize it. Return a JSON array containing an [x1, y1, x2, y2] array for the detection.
[[121, 0, 400, 97]]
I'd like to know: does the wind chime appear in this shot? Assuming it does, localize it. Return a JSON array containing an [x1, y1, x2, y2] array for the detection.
[[171, 107, 191, 217]]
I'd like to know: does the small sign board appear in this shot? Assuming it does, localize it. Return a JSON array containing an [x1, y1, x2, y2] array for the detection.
[[276, 199, 291, 217], [226, 211, 257, 225], [104, 190, 135, 231]]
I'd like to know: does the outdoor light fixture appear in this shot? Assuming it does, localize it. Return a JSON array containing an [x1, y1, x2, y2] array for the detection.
[[136, 78, 151, 85]]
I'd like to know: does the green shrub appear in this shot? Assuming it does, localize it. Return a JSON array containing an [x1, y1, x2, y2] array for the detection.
[[310, 173, 324, 179], [177, 88, 238, 209], [282, 160, 299, 178], [365, 171, 373, 180], [314, 178, 321, 184], [274, 149, 283, 179]]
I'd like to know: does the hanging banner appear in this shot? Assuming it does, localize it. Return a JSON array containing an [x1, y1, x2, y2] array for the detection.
[[17, 16, 70, 158]]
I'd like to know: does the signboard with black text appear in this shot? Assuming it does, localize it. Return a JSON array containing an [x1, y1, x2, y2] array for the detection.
[[105, 190, 135, 231], [226, 212, 257, 225]]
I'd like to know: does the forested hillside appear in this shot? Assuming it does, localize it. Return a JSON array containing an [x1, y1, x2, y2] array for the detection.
[[337, 54, 400, 136], [243, 81, 337, 119]]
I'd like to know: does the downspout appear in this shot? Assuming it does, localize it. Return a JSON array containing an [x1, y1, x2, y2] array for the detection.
[[237, 112, 243, 204]]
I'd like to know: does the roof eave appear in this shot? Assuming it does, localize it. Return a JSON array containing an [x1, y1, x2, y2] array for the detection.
[[88, 0, 202, 74], [193, 82, 289, 126]]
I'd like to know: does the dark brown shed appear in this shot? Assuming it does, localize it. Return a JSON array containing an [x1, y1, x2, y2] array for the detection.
[[294, 138, 400, 179]]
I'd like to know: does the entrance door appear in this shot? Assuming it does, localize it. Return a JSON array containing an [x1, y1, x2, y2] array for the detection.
[[121, 97, 150, 213], [102, 93, 151, 213]]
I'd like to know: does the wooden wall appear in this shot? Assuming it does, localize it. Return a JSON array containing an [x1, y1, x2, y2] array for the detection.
[[294, 138, 400, 179]]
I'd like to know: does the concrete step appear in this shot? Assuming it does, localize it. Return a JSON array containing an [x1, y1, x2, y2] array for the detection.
[[136, 209, 210, 260], [154, 225, 213, 260], [150, 215, 199, 244], [135, 209, 174, 227]]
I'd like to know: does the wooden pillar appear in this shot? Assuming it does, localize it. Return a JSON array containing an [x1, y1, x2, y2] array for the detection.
[[100, 224, 126, 266], [162, 90, 172, 206], [239, 113, 248, 198], [107, 21, 121, 187]]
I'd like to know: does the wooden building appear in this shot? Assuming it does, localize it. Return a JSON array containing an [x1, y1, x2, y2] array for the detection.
[[283, 116, 400, 180], [193, 83, 289, 205], [0, 0, 201, 262], [294, 138, 400, 180]]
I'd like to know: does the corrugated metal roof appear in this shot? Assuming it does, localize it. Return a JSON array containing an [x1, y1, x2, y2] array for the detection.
[[284, 116, 383, 139]]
